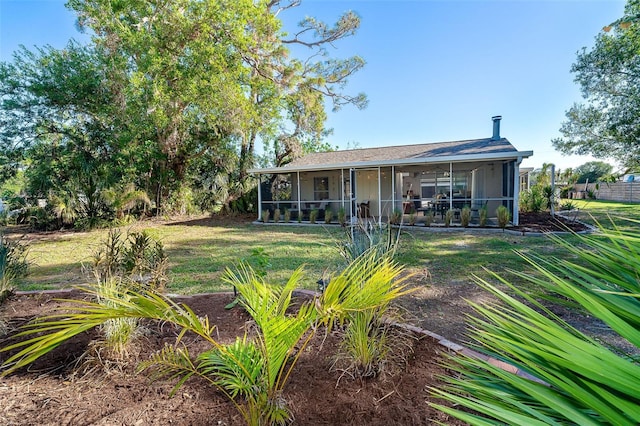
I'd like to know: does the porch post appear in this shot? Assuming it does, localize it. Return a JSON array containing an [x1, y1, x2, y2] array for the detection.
[[377, 167, 382, 225], [350, 168, 356, 222], [513, 158, 522, 226], [449, 162, 453, 210], [257, 174, 263, 221], [296, 171, 301, 219], [391, 166, 395, 214], [341, 169, 345, 209]]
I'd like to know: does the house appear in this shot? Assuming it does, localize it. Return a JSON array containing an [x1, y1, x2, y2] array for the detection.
[[249, 116, 533, 225]]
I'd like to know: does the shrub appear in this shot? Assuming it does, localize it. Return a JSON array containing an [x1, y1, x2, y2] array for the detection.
[[424, 210, 435, 227], [559, 200, 577, 211], [431, 221, 640, 425], [0, 235, 29, 304], [309, 209, 318, 224], [261, 209, 270, 223], [496, 205, 510, 229], [283, 208, 290, 223], [460, 206, 471, 227], [389, 209, 402, 225], [324, 209, 333, 224], [273, 208, 281, 223], [444, 209, 454, 227], [92, 229, 168, 292], [519, 185, 545, 213], [336, 207, 346, 226], [479, 206, 488, 227], [408, 212, 416, 226]]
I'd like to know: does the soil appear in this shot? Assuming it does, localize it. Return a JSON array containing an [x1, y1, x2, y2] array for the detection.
[[0, 291, 466, 426], [511, 211, 590, 234]]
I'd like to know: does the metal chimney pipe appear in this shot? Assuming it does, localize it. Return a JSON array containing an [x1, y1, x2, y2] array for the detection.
[[491, 116, 502, 140]]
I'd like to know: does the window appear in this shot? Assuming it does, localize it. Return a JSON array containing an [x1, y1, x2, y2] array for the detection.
[[314, 177, 329, 200]]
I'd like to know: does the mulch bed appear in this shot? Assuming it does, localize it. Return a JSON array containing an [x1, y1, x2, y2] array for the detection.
[[0, 291, 466, 425]]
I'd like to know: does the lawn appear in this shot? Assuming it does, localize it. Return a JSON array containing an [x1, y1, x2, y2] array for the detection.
[[5, 200, 637, 294], [564, 198, 640, 230]]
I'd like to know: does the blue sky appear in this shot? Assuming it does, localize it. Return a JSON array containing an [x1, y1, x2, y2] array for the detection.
[[0, 0, 626, 171]]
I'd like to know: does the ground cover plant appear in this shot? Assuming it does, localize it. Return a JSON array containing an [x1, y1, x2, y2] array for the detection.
[[1, 252, 412, 425], [431, 219, 640, 424]]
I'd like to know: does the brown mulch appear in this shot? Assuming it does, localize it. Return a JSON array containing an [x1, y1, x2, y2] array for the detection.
[[512, 211, 590, 233], [0, 291, 466, 426]]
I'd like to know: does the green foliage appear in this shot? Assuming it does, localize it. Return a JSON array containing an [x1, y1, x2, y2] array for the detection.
[[335, 222, 399, 265], [96, 278, 143, 358], [262, 210, 270, 223], [520, 185, 550, 213], [324, 209, 334, 224], [444, 209, 453, 227], [460, 206, 471, 227], [93, 229, 168, 291], [573, 161, 614, 184], [424, 210, 435, 227], [0, 235, 29, 303], [431, 220, 640, 425], [479, 206, 488, 227], [309, 209, 318, 224], [337, 207, 347, 226], [1, 251, 407, 426], [389, 209, 402, 225], [553, 2, 640, 170], [559, 200, 577, 211], [283, 208, 290, 223], [408, 212, 417, 226], [496, 205, 510, 229], [272, 208, 281, 223]]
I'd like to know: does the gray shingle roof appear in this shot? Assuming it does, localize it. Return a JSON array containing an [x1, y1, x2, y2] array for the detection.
[[249, 137, 532, 174], [286, 137, 517, 168]]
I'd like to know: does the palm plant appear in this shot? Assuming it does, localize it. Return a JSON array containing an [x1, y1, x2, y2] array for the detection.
[[102, 183, 151, 220], [1, 251, 409, 426], [431, 219, 640, 425]]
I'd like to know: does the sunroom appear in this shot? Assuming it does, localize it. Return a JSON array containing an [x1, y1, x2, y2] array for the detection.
[[249, 117, 533, 226]]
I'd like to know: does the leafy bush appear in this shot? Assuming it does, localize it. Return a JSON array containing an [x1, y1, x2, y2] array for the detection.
[[479, 206, 488, 227], [389, 209, 402, 225], [93, 229, 168, 291], [324, 209, 334, 224], [272, 208, 281, 223], [519, 185, 546, 213], [283, 208, 290, 223], [460, 206, 471, 227], [309, 209, 318, 224], [424, 210, 435, 227], [337, 207, 347, 226], [0, 234, 29, 304], [431, 220, 640, 425], [261, 209, 270, 223], [444, 209, 454, 227], [496, 205, 510, 229], [559, 200, 577, 211]]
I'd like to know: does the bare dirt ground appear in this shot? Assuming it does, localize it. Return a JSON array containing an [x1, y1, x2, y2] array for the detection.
[[0, 291, 465, 426]]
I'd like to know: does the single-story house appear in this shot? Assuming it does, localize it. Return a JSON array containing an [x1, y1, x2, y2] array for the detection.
[[249, 116, 533, 225]]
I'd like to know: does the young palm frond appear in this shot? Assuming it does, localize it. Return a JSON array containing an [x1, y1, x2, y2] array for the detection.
[[0, 288, 217, 377], [430, 220, 640, 425]]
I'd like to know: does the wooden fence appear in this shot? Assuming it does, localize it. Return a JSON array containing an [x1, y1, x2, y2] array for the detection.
[[570, 182, 640, 203]]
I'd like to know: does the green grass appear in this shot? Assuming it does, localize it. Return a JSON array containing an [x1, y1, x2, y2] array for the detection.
[[8, 200, 639, 294], [565, 199, 640, 231]]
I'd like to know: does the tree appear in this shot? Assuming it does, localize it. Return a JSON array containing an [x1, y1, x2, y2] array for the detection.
[[573, 160, 614, 183], [67, 0, 366, 210], [553, 0, 640, 170]]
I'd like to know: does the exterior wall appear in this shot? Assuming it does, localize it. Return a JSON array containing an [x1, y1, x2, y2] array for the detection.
[[572, 182, 640, 203]]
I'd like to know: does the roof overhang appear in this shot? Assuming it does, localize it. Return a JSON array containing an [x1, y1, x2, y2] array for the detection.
[[249, 150, 534, 175]]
